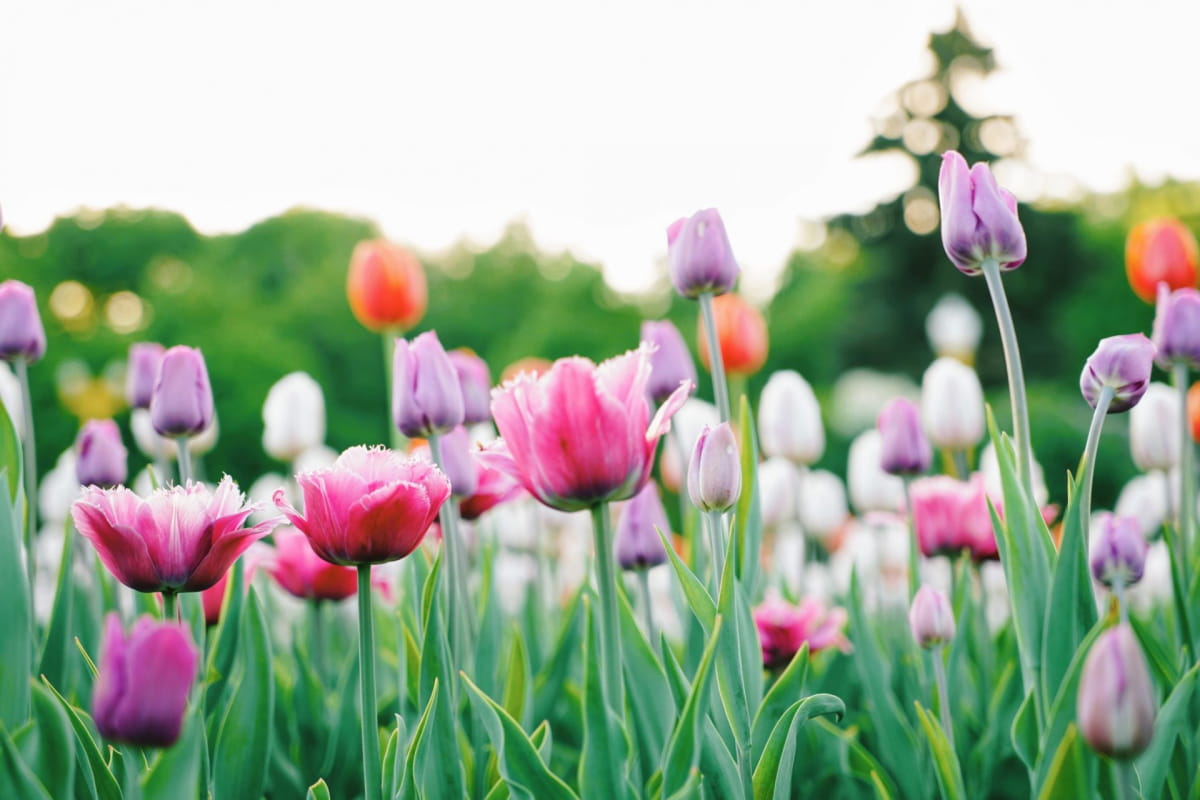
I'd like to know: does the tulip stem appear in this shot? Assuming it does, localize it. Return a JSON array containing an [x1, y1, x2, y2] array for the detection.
[[310, 601, 326, 682], [1115, 761, 1135, 800], [1079, 385, 1113, 534], [589, 504, 625, 715], [163, 591, 178, 623], [428, 433, 473, 668], [932, 646, 954, 744], [356, 565, 382, 800], [636, 569, 657, 644], [15, 359, 37, 594], [706, 511, 726, 592], [699, 292, 731, 423], [902, 477, 920, 600], [981, 258, 1035, 503], [951, 449, 969, 481], [382, 333, 404, 451], [176, 437, 193, 486], [1173, 364, 1194, 589]]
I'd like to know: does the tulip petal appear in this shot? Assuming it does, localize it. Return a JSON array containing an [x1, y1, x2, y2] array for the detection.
[[73, 502, 163, 591], [344, 481, 435, 563]]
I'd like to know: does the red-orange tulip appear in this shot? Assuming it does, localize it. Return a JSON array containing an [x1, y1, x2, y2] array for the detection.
[[347, 239, 428, 332], [500, 357, 552, 384], [697, 293, 768, 377], [1126, 219, 1198, 303], [1188, 381, 1200, 444]]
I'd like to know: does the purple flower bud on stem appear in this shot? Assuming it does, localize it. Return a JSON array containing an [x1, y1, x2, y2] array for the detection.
[[1089, 513, 1148, 589], [877, 397, 932, 475], [0, 281, 47, 363], [909, 585, 955, 648], [687, 422, 741, 512], [641, 320, 697, 406], [393, 331, 465, 437], [75, 419, 128, 487], [1077, 624, 1156, 760], [615, 482, 670, 570], [126, 342, 166, 410], [1152, 284, 1200, 370], [150, 346, 214, 437], [667, 209, 739, 299], [937, 151, 1027, 276], [449, 349, 492, 425], [1079, 334, 1156, 414]]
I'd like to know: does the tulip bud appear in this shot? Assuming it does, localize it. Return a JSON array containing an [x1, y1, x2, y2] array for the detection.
[[641, 320, 697, 406], [125, 342, 165, 410], [687, 423, 741, 512], [667, 209, 739, 299], [925, 293, 982, 361], [615, 482, 670, 570], [1077, 624, 1156, 759], [75, 419, 128, 487], [1152, 284, 1200, 370], [1089, 513, 1148, 589], [1129, 383, 1180, 472], [448, 349, 492, 425], [877, 397, 932, 475], [921, 357, 985, 451], [1115, 473, 1169, 539], [937, 151, 1026, 276], [797, 469, 849, 541], [93, 614, 199, 748], [1126, 218, 1198, 304], [909, 585, 955, 648], [757, 457, 798, 530], [262, 372, 326, 463], [150, 346, 214, 438], [696, 293, 768, 377], [847, 429, 905, 514], [758, 370, 824, 466], [393, 331, 465, 438], [0, 281, 47, 363], [1079, 334, 1157, 414], [347, 239, 427, 332], [433, 426, 479, 497], [660, 399, 720, 492]]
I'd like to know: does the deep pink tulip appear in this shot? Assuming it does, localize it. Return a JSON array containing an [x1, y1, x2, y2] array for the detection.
[[274, 445, 450, 566], [267, 526, 359, 601], [753, 593, 849, 668], [484, 345, 691, 512], [71, 477, 275, 593], [200, 544, 268, 626], [910, 474, 997, 561], [460, 452, 524, 520]]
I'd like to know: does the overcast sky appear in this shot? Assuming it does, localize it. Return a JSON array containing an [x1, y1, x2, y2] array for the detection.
[[3, 1, 1198, 295]]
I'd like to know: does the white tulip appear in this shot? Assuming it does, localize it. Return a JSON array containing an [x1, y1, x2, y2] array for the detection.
[[131, 408, 219, 460], [921, 357, 985, 451], [1115, 473, 1169, 538], [797, 469, 849, 540], [0, 363, 22, 436], [262, 372, 326, 462], [847, 430, 905, 514], [38, 449, 80, 524], [1128, 541, 1173, 613], [980, 441, 1049, 508], [1129, 383, 1179, 472], [758, 371, 824, 466], [757, 457, 798, 529], [661, 399, 720, 490], [925, 293, 982, 361]]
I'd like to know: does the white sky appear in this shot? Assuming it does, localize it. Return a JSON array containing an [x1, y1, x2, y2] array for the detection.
[[3, 0, 1199, 295]]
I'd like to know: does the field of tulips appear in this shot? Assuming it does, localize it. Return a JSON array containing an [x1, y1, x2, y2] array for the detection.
[[1, 149, 1199, 800]]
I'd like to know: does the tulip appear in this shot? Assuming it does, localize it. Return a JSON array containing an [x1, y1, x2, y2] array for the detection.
[[909, 585, 955, 648], [758, 457, 798, 530], [346, 239, 427, 332], [847, 429, 905, 515], [0, 281, 46, 363], [460, 452, 523, 520], [71, 476, 275, 593], [877, 397, 932, 476], [1079, 334, 1156, 414], [753, 593, 849, 669], [1115, 473, 1170, 539], [1129, 383, 1180, 472], [909, 474, 997, 561], [1126, 218, 1198, 304], [1077, 624, 1156, 759], [262, 372, 326, 463], [666, 208, 739, 299], [695, 293, 768, 378], [267, 526, 359, 602], [660, 398, 720, 492], [125, 342, 165, 410], [1152, 284, 1200, 369], [925, 293, 982, 362], [448, 349, 492, 425], [93, 614, 198, 747], [412, 426, 479, 497], [393, 331, 465, 438], [687, 423, 741, 513], [615, 482, 670, 570], [797, 469, 849, 543], [758, 370, 824, 466], [1089, 513, 1148, 589], [920, 358, 985, 451], [641, 320, 697, 406], [74, 419, 128, 487], [1189, 382, 1200, 444], [200, 545, 266, 626], [937, 151, 1026, 276], [500, 356, 552, 384], [150, 346, 214, 438]]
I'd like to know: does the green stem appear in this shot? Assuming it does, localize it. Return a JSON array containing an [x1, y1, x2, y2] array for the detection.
[[311, 600, 326, 682], [706, 510, 726, 592], [162, 591, 178, 622], [428, 433, 473, 667], [1115, 760, 1135, 800], [1173, 363, 1193, 593], [698, 292, 731, 423], [932, 647, 954, 744], [902, 476, 920, 600], [951, 449, 970, 480], [176, 436, 192, 485], [357, 565, 381, 800], [589, 504, 624, 714], [1079, 385, 1113, 531], [382, 332, 404, 451], [981, 258, 1034, 501], [637, 569, 657, 644], [15, 359, 37, 593]]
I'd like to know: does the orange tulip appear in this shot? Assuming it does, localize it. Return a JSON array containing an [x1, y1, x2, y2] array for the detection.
[[346, 239, 427, 332], [697, 293, 768, 377], [500, 357, 552, 384], [1126, 219, 1198, 303], [1188, 381, 1200, 444]]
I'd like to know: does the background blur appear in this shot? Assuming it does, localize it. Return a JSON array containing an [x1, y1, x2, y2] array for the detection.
[[2, 4, 1197, 509]]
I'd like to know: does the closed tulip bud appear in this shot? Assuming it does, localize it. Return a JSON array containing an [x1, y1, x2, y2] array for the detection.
[[641, 320, 697, 406], [797, 469, 849, 541], [757, 457, 798, 530], [758, 370, 824, 466], [448, 349, 492, 424], [877, 397, 932, 475], [937, 151, 1026, 276], [1077, 624, 1156, 759], [393, 331, 465, 438], [75, 419, 128, 487], [1126, 218, 1198, 304], [0, 281, 46, 363], [847, 429, 905, 514], [429, 425, 479, 498], [125, 342, 165, 409], [1129, 383, 1180, 472], [1089, 513, 1148, 589], [909, 585, 955, 648], [262, 372, 326, 463], [667, 208, 739, 299], [615, 482, 670, 570], [688, 423, 741, 512], [347, 239, 427, 332], [1080, 334, 1156, 414], [920, 357, 985, 450], [93, 614, 199, 747], [1152, 284, 1200, 370], [696, 293, 768, 377], [925, 293, 982, 361], [1115, 473, 1169, 539], [149, 346, 214, 438]]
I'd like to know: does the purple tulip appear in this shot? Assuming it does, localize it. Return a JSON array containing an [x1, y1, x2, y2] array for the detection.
[[1089, 513, 1148, 589], [615, 482, 670, 570], [687, 423, 741, 512], [75, 419, 128, 487], [393, 331, 465, 438], [0, 281, 46, 363], [937, 151, 1027, 276], [1079, 334, 1156, 413], [877, 397, 932, 476], [1077, 624, 1156, 759], [448, 349, 491, 425], [667, 209, 739, 299], [908, 585, 955, 648], [126, 342, 165, 410], [1152, 284, 1200, 370], [93, 614, 199, 748], [641, 320, 697, 406], [150, 346, 214, 437], [436, 425, 479, 498]]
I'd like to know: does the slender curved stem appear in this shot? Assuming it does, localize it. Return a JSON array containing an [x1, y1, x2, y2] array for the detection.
[[932, 647, 954, 744], [1079, 385, 1113, 531], [699, 292, 731, 423], [637, 569, 657, 644], [902, 476, 920, 600], [981, 258, 1034, 501], [15, 359, 37, 591], [357, 565, 381, 800], [1173, 363, 1193, 590], [176, 437, 192, 486], [428, 433, 473, 668], [589, 504, 624, 714]]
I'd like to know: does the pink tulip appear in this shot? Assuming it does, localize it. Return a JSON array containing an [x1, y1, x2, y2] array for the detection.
[[909, 474, 997, 561], [460, 454, 524, 521], [200, 544, 268, 626], [266, 526, 359, 601], [71, 477, 275, 593], [484, 345, 691, 511], [274, 445, 450, 566], [754, 593, 850, 668]]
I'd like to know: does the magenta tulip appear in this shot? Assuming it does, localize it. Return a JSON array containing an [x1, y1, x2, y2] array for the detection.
[[266, 526, 359, 601], [753, 593, 849, 668]]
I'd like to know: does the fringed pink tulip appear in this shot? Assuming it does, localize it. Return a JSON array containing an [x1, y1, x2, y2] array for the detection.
[[267, 526, 359, 601], [753, 593, 850, 669], [460, 453, 523, 521], [910, 474, 997, 561], [200, 545, 267, 626]]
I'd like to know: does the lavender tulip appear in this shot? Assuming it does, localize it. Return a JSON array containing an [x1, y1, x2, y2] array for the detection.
[[75, 419, 128, 488], [1077, 624, 1156, 759], [937, 151, 1027, 276], [126, 342, 165, 410], [1152, 284, 1200, 369], [641, 320, 697, 406], [393, 331, 465, 437], [877, 397, 932, 476], [0, 281, 46, 363], [150, 346, 214, 437], [436, 425, 479, 497], [449, 349, 492, 425], [615, 482, 670, 570], [667, 209, 739, 299], [688, 423, 741, 513], [909, 585, 955, 648], [1129, 383, 1180, 472], [1089, 513, 1149, 589], [1079, 334, 1156, 413]]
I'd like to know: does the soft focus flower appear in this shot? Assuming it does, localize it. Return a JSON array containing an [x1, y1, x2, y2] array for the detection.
[[347, 239, 427, 332], [125, 342, 165, 410], [758, 370, 824, 466], [262, 372, 326, 463], [1128, 542, 1173, 612], [267, 526, 359, 602], [75, 419, 128, 488], [393, 331, 465, 438], [687, 423, 741, 513], [93, 614, 198, 747], [200, 545, 267, 626], [910, 474, 996, 561], [460, 451, 523, 520], [909, 585, 955, 648], [0, 363, 21, 436], [1089, 513, 1148, 589], [921, 358, 985, 451], [666, 209, 739, 299], [500, 357, 552, 384], [1115, 473, 1170, 539], [1152, 284, 1200, 370], [1079, 334, 1156, 414], [615, 482, 670, 570], [150, 346, 214, 437], [449, 349, 492, 425], [876, 397, 932, 476], [1129, 383, 1180, 472], [412, 425, 478, 497], [1077, 624, 1156, 759], [275, 445, 449, 566], [925, 293, 982, 361], [847, 430, 905, 515], [0, 280, 47, 363], [1189, 382, 1200, 444], [979, 441, 1050, 509], [72, 477, 275, 593], [641, 320, 697, 406], [758, 457, 798, 529], [1126, 218, 1198, 304], [484, 346, 690, 512], [797, 469, 850, 542], [937, 151, 1026, 276], [696, 293, 768, 377], [753, 592, 849, 668]]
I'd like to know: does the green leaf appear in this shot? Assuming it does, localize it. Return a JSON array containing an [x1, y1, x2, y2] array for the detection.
[[1136, 662, 1199, 800], [39, 678, 121, 800], [0, 395, 21, 503], [578, 597, 633, 800], [617, 587, 675, 768], [306, 778, 331, 800], [415, 658, 465, 799], [1033, 619, 1104, 789], [204, 558, 246, 720], [657, 525, 716, 630], [142, 703, 203, 800], [381, 717, 402, 800], [811, 718, 899, 800], [713, 539, 756, 760], [662, 615, 724, 796], [14, 681, 75, 800], [750, 644, 809, 764], [733, 396, 764, 593], [37, 519, 76, 696], [1035, 724, 1088, 800], [914, 703, 965, 800], [501, 629, 531, 729], [399, 679, 439, 799], [0, 722, 52, 800], [532, 588, 583, 724], [751, 694, 845, 800], [1040, 472, 1096, 705], [1011, 690, 1038, 773], [0, 476, 31, 729]]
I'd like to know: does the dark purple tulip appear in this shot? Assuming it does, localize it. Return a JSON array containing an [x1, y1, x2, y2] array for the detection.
[[937, 151, 1027, 276], [616, 482, 670, 570], [93, 614, 198, 748], [150, 346, 214, 437], [1079, 334, 1156, 414], [393, 331, 464, 438], [1089, 513, 1148, 589], [667, 209, 739, 299], [1152, 284, 1200, 370], [1077, 624, 1155, 759], [126, 342, 165, 410], [877, 397, 932, 476], [437, 426, 479, 497], [0, 281, 46, 363], [75, 419, 128, 487], [641, 320, 697, 406], [449, 349, 491, 424]]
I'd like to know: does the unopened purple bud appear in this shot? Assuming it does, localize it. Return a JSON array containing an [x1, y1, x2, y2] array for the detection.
[[1077, 624, 1155, 760], [616, 482, 670, 570], [0, 281, 47, 363], [393, 331, 465, 437], [1152, 284, 1200, 370], [150, 346, 214, 437], [687, 423, 741, 512], [937, 151, 1027, 276], [75, 419, 128, 487], [1089, 513, 1148, 589], [877, 397, 932, 475], [438, 426, 479, 497], [667, 209, 739, 299], [641, 320, 697, 406], [908, 585, 955, 648], [126, 342, 165, 409], [1079, 334, 1156, 414], [449, 349, 492, 424]]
